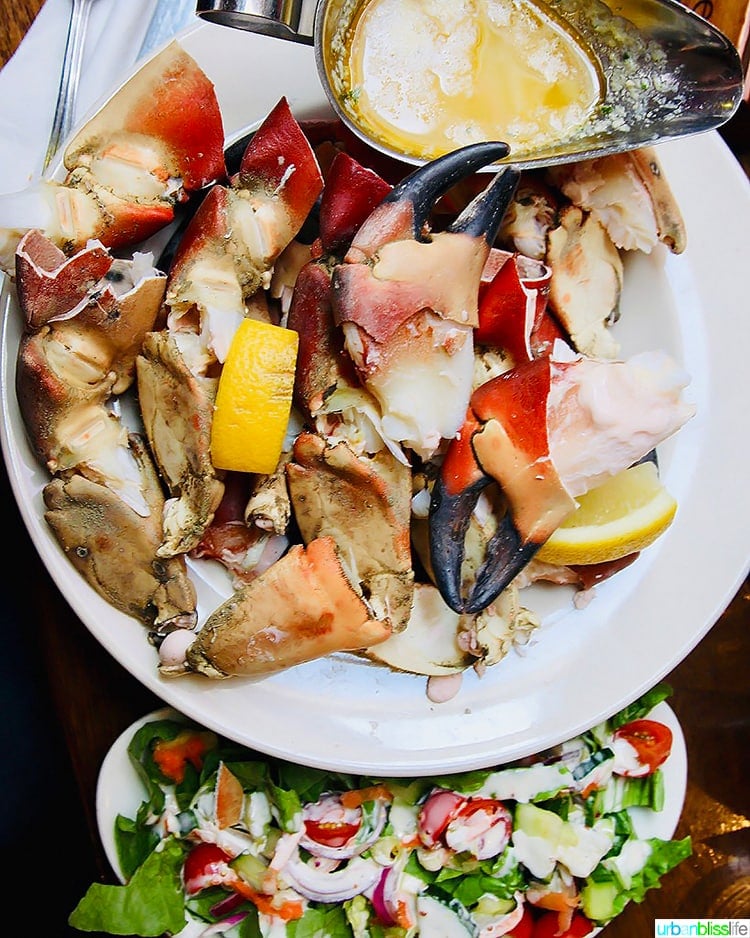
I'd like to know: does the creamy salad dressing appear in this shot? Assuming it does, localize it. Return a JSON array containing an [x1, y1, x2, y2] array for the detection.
[[343, 0, 601, 161]]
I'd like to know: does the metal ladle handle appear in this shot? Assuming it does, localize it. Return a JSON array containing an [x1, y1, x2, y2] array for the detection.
[[195, 0, 314, 44]]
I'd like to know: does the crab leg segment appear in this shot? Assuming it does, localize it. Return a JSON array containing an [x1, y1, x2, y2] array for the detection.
[[286, 431, 415, 633], [331, 142, 519, 458], [13, 232, 197, 630], [430, 352, 695, 613], [318, 150, 392, 256], [0, 42, 226, 271], [183, 536, 391, 679], [44, 435, 197, 632]]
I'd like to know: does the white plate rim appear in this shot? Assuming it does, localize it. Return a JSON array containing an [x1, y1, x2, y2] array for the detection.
[[2, 21, 749, 775]]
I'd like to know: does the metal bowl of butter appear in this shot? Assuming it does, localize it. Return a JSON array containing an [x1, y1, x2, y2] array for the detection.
[[197, 0, 744, 168]]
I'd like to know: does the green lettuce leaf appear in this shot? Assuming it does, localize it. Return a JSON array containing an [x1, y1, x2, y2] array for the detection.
[[68, 838, 186, 936]]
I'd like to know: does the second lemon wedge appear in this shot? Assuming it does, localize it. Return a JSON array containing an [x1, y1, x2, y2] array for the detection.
[[536, 461, 677, 566], [211, 318, 298, 475]]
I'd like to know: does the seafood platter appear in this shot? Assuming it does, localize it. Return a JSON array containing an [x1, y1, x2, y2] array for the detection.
[[1, 20, 749, 777]]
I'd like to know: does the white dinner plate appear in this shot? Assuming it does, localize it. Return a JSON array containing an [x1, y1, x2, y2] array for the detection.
[[2, 21, 749, 775]]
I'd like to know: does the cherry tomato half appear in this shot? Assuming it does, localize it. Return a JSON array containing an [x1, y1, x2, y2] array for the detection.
[[508, 907, 535, 938], [532, 910, 595, 938], [302, 793, 363, 848], [445, 798, 513, 859], [183, 842, 233, 895], [303, 817, 362, 847], [614, 719, 673, 775], [417, 789, 467, 847]]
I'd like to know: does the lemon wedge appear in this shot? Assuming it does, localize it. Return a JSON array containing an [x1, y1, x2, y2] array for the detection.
[[535, 461, 677, 566], [211, 318, 298, 475]]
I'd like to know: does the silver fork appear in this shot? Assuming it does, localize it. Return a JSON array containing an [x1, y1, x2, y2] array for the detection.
[[42, 0, 98, 173]]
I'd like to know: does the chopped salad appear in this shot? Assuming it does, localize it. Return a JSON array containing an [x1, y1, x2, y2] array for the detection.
[[70, 683, 690, 937]]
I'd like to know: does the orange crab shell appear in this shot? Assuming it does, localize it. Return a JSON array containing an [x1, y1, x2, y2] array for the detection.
[[64, 42, 226, 192], [15, 230, 112, 330]]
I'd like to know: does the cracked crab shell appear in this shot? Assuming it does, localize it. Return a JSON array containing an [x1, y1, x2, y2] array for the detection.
[[286, 431, 414, 633], [185, 536, 391, 678], [64, 41, 226, 193], [43, 435, 197, 631]]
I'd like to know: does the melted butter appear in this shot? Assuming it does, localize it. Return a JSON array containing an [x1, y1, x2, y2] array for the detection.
[[341, 0, 602, 161]]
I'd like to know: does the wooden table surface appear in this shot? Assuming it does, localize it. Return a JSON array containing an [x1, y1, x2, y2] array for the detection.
[[1, 2, 748, 935]]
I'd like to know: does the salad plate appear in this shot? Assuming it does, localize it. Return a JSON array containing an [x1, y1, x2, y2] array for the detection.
[[93, 700, 688, 935], [97, 703, 688, 879], [2, 21, 750, 775]]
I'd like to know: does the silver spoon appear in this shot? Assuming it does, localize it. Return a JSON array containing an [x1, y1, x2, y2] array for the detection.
[[42, 0, 98, 173]]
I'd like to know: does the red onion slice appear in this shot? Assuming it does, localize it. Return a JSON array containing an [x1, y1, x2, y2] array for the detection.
[[281, 851, 382, 903]]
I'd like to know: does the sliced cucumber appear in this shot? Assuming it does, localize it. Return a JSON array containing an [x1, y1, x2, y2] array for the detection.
[[580, 879, 619, 922], [415, 895, 476, 937]]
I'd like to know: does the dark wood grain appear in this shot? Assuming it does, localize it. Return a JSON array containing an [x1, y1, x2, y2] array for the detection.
[[1, 3, 748, 934]]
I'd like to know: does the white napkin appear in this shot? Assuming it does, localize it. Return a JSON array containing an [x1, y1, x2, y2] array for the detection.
[[0, 0, 191, 192]]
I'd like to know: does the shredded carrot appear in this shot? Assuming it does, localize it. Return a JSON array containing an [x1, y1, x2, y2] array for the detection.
[[534, 892, 577, 912], [152, 730, 216, 783], [230, 879, 305, 921], [394, 898, 416, 929], [340, 785, 393, 808]]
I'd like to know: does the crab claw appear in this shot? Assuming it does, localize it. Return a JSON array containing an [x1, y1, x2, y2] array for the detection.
[[166, 96, 323, 364], [0, 41, 226, 272], [43, 435, 197, 632], [286, 431, 414, 633], [15, 232, 166, 486], [477, 250, 561, 363], [182, 536, 391, 679], [331, 142, 519, 458], [318, 150, 392, 256], [430, 351, 695, 613]]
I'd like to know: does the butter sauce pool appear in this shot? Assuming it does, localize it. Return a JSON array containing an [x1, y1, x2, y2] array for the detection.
[[341, 0, 602, 161]]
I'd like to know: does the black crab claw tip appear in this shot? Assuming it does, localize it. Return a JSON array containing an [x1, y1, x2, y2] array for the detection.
[[429, 470, 540, 615], [385, 141, 512, 238], [429, 473, 491, 613], [448, 165, 521, 246]]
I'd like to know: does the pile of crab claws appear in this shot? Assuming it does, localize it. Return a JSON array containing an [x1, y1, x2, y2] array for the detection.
[[429, 359, 574, 614], [164, 96, 323, 355], [0, 42, 226, 273], [137, 98, 323, 559]]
